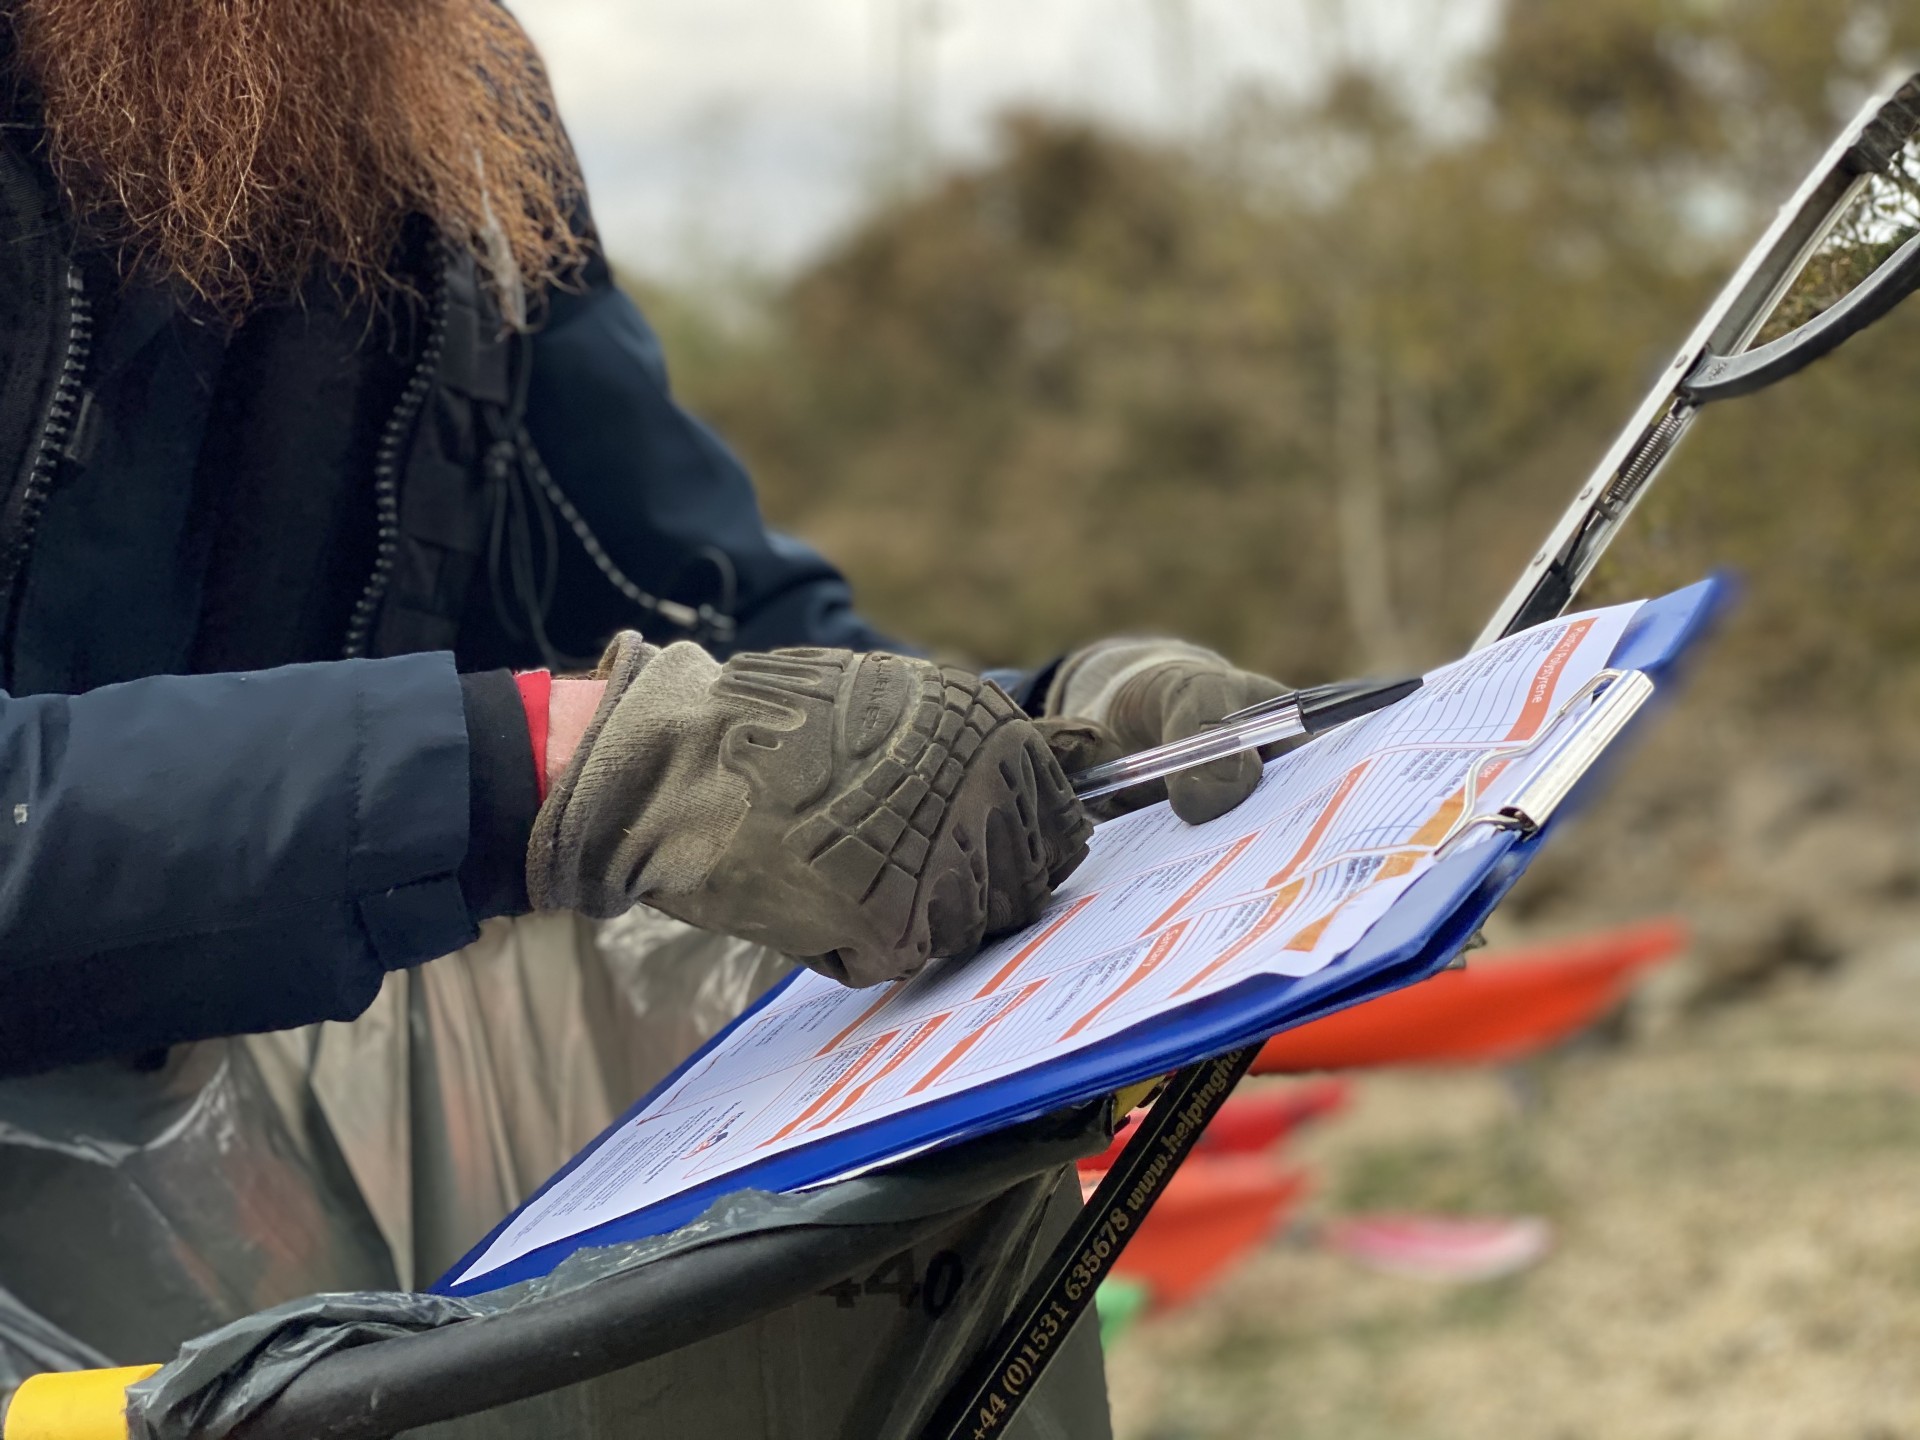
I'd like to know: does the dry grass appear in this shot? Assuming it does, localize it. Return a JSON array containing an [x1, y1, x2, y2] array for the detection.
[[1105, 898, 1920, 1440]]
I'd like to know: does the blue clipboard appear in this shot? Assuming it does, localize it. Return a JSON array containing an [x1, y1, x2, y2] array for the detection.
[[439, 577, 1725, 1296]]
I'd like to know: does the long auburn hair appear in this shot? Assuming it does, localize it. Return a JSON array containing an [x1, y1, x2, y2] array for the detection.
[[7, 0, 590, 322]]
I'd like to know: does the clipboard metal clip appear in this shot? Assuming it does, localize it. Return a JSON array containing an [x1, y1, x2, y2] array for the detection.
[[1435, 668, 1657, 857]]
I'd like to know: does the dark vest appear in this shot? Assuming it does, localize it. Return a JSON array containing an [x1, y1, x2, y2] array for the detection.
[[0, 122, 539, 690]]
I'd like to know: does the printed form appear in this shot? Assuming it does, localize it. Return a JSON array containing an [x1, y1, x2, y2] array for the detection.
[[457, 601, 1641, 1286]]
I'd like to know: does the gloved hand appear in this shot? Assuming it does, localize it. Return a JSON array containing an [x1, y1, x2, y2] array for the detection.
[[1043, 638, 1289, 825], [528, 636, 1093, 987]]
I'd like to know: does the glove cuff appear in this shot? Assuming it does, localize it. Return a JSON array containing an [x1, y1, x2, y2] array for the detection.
[[526, 631, 670, 914]]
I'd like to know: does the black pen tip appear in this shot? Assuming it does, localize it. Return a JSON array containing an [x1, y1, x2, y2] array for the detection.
[[1299, 675, 1424, 734]]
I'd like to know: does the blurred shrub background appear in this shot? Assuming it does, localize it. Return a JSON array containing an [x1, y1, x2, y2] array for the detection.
[[638, 0, 1920, 715]]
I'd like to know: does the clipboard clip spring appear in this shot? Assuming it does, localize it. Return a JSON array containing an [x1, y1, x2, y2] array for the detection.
[[1435, 668, 1657, 857]]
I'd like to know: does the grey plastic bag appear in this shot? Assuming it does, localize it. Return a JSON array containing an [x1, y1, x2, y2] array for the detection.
[[0, 911, 1111, 1438]]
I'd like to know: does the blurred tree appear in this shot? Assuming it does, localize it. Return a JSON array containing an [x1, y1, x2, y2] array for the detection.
[[648, 0, 1920, 736]]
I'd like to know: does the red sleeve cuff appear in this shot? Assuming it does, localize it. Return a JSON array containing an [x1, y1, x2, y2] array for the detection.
[[514, 670, 553, 802]]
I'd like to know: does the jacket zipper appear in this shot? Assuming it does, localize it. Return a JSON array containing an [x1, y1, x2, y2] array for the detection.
[[0, 265, 92, 640], [342, 267, 450, 660]]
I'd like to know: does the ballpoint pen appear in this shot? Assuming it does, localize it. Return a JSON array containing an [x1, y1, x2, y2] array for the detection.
[[1068, 675, 1424, 803]]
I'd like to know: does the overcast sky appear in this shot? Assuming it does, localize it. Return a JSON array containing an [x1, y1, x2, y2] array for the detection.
[[512, 0, 1500, 281]]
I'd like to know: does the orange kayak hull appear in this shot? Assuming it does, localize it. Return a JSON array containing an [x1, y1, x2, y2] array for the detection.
[[1255, 917, 1686, 1072], [1091, 1156, 1309, 1310]]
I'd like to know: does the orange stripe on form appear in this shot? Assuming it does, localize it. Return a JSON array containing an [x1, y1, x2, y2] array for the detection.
[[908, 981, 1047, 1095], [1408, 618, 1597, 850], [973, 895, 1095, 998], [763, 1030, 899, 1146], [812, 1013, 951, 1128], [1377, 851, 1420, 881], [1171, 885, 1302, 997], [1265, 762, 1370, 890], [815, 983, 904, 1058], [806, 1013, 948, 1128], [1060, 922, 1190, 1041], [1141, 834, 1258, 937], [1283, 911, 1337, 953], [1508, 618, 1594, 742], [1410, 788, 1468, 849], [1283, 850, 1422, 953]]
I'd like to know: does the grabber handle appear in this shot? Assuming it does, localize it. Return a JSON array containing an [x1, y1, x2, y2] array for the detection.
[[4, 1366, 161, 1440]]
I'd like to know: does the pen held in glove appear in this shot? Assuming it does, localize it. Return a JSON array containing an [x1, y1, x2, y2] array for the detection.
[[1069, 675, 1423, 804]]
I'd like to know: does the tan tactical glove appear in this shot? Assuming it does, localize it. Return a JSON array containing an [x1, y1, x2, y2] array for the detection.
[[1044, 638, 1289, 825], [527, 636, 1093, 987]]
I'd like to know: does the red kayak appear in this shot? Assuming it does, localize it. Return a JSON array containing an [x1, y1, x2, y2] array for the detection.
[[1079, 1078, 1350, 1175], [1254, 917, 1685, 1072], [1086, 1155, 1310, 1309]]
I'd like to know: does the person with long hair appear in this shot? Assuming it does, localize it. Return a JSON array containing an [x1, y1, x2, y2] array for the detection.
[[0, 0, 1286, 1412]]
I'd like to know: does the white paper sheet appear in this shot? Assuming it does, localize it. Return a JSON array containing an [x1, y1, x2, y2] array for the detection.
[[457, 601, 1640, 1285]]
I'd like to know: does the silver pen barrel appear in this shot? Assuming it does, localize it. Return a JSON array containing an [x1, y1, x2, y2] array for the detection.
[[1069, 702, 1306, 801]]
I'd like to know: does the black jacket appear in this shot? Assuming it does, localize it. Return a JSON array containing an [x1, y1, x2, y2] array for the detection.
[[0, 96, 910, 1075]]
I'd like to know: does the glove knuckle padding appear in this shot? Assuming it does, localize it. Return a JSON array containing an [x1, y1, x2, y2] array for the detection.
[[530, 639, 1092, 989]]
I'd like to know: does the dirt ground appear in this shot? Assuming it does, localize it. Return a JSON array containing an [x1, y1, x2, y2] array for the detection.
[[1103, 708, 1920, 1440]]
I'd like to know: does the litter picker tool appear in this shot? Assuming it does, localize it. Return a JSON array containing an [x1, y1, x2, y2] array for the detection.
[[1479, 71, 1920, 649]]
